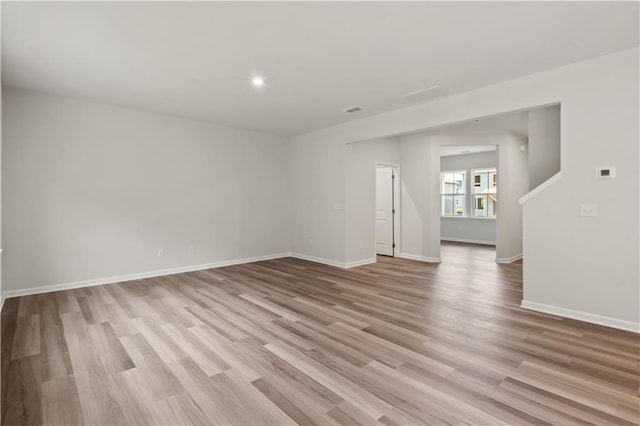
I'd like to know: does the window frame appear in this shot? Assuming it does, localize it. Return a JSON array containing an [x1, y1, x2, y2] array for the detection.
[[440, 170, 467, 217], [440, 167, 498, 219], [470, 167, 497, 219]]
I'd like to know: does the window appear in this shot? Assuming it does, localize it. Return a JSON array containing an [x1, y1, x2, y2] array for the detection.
[[440, 170, 466, 216], [441, 168, 498, 218], [472, 168, 497, 217]]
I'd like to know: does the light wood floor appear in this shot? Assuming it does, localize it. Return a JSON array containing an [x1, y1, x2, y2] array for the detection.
[[2, 242, 639, 425]]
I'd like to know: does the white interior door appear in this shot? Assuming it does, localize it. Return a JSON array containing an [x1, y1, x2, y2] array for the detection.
[[376, 167, 394, 256]]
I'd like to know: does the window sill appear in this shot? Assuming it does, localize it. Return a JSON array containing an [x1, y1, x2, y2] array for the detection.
[[441, 216, 496, 220]]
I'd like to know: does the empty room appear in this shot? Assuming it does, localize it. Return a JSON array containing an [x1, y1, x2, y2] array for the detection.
[[1, 2, 639, 425]]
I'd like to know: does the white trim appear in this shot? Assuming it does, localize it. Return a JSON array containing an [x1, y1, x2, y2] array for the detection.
[[495, 254, 522, 263], [440, 216, 496, 220], [519, 172, 562, 205], [375, 161, 400, 168], [344, 258, 377, 269], [398, 253, 441, 263], [291, 253, 377, 269], [441, 238, 496, 246], [521, 300, 640, 333], [1, 252, 381, 301], [2, 253, 291, 299], [289, 253, 346, 268], [1, 249, 5, 311]]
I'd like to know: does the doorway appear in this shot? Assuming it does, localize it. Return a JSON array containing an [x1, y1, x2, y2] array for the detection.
[[375, 164, 400, 256], [439, 145, 498, 259]]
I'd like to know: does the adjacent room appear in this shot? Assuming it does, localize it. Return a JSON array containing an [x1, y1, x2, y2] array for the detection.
[[1, 2, 638, 425]]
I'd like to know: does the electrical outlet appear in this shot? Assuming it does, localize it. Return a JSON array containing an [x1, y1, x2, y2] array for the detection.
[[188, 245, 195, 254], [157, 248, 165, 257], [580, 204, 598, 217], [359, 241, 364, 249], [308, 239, 313, 246], [596, 167, 616, 179]]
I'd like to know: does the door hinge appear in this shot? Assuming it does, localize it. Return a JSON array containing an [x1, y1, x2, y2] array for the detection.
[[392, 209, 396, 214], [392, 243, 396, 248], [392, 174, 396, 179]]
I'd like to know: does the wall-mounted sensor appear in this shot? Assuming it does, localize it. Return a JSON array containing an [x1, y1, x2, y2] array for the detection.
[[596, 167, 616, 179]]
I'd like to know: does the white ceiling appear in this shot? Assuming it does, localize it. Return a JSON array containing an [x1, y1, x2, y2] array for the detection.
[[2, 2, 638, 136], [436, 110, 530, 137], [440, 145, 496, 158], [438, 109, 528, 156]]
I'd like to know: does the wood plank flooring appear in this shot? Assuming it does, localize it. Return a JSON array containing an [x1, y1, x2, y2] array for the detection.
[[2, 242, 639, 425]]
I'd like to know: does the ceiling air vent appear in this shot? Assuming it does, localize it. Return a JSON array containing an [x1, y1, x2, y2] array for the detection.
[[345, 106, 363, 113], [402, 86, 446, 103]]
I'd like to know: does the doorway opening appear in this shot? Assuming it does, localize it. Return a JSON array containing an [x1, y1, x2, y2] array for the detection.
[[439, 145, 498, 260], [375, 164, 400, 257]]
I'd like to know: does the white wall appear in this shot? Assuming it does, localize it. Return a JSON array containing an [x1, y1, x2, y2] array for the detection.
[[398, 132, 442, 261], [529, 104, 561, 189], [345, 137, 400, 263], [501, 132, 529, 261], [441, 150, 498, 245], [441, 218, 496, 246], [289, 48, 639, 328], [1, 9, 3, 303], [441, 149, 497, 171], [2, 87, 290, 293], [289, 138, 346, 263]]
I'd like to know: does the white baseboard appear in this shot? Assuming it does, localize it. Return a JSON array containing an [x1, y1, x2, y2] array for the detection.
[[290, 253, 376, 269], [398, 253, 441, 263], [289, 253, 345, 268], [521, 300, 640, 333], [496, 253, 523, 263], [2, 252, 291, 300], [441, 238, 496, 246], [344, 258, 377, 269], [2, 252, 381, 301]]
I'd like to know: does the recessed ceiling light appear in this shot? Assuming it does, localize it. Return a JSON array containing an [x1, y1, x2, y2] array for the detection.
[[474, 119, 481, 123], [251, 76, 265, 87]]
